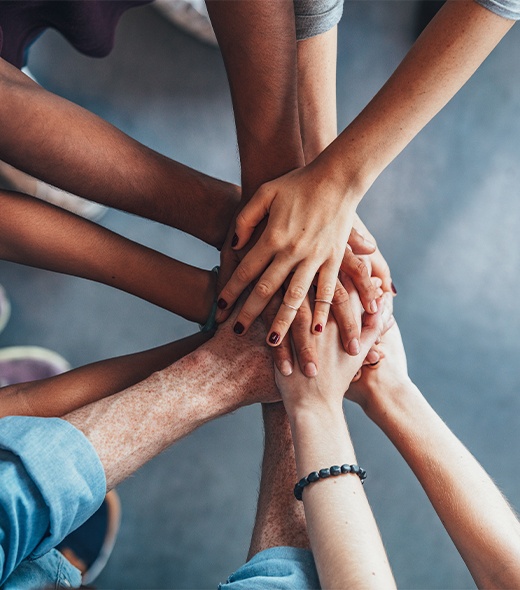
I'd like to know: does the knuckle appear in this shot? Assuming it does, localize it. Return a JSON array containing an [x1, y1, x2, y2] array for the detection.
[[318, 282, 335, 299], [275, 317, 291, 332], [287, 284, 306, 301], [352, 258, 369, 279], [235, 210, 249, 230], [235, 263, 252, 284], [254, 280, 273, 300], [333, 285, 350, 304], [238, 307, 256, 323], [264, 229, 285, 250]]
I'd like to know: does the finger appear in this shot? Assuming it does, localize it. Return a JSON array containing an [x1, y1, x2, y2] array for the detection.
[[233, 184, 275, 250], [262, 292, 294, 376], [351, 369, 363, 383], [357, 297, 391, 357], [290, 296, 318, 377], [233, 259, 293, 335], [215, 242, 241, 324], [312, 259, 339, 335], [364, 348, 380, 365], [266, 264, 317, 347], [340, 250, 378, 314], [370, 247, 394, 294], [348, 226, 376, 255], [331, 279, 362, 356], [215, 236, 275, 322]]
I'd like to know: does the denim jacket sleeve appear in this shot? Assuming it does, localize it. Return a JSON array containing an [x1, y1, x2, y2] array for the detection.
[[0, 416, 106, 585]]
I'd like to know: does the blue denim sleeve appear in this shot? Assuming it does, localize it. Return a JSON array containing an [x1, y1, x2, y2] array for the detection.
[[219, 547, 320, 590], [0, 416, 106, 586]]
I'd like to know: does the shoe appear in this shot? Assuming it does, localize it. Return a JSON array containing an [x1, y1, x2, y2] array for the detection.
[[0, 346, 70, 387], [154, 0, 218, 46], [57, 489, 121, 585], [0, 285, 11, 336], [0, 68, 107, 222]]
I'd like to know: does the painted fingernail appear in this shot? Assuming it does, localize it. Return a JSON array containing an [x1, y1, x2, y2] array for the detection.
[[217, 298, 227, 309], [231, 233, 239, 247], [391, 282, 397, 295], [370, 300, 378, 313], [314, 323, 323, 333], [349, 338, 360, 355], [305, 362, 317, 377], [234, 322, 244, 335], [268, 332, 280, 345], [280, 360, 293, 376]]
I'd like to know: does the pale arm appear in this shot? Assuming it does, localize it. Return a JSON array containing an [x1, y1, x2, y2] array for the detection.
[[65, 314, 278, 490], [276, 292, 396, 588], [350, 325, 520, 588]]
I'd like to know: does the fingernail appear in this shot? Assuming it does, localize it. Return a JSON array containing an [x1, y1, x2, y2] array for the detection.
[[349, 338, 360, 355], [314, 323, 323, 333], [217, 298, 227, 309], [234, 322, 244, 335], [280, 360, 293, 376], [305, 362, 317, 377], [231, 233, 238, 247], [364, 238, 376, 249], [391, 282, 397, 295], [370, 300, 378, 314], [366, 350, 379, 364], [268, 332, 280, 345]]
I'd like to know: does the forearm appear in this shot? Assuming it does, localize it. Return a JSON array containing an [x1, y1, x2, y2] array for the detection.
[[368, 381, 520, 588], [0, 332, 210, 419], [0, 190, 215, 323], [206, 0, 305, 199], [319, 0, 514, 197], [0, 59, 238, 247], [297, 26, 338, 163], [289, 403, 395, 588], [65, 327, 275, 490], [248, 403, 309, 560]]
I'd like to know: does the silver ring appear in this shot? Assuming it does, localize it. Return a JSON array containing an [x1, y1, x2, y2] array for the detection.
[[282, 301, 299, 312], [314, 298, 333, 305]]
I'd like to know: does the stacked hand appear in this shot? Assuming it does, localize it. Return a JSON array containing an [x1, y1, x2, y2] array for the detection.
[[215, 165, 394, 376]]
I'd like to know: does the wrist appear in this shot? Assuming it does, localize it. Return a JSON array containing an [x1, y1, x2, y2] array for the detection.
[[364, 377, 419, 426]]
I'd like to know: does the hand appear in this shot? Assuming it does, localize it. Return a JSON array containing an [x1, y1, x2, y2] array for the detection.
[[204, 297, 280, 406], [216, 163, 375, 349], [346, 321, 411, 417], [275, 293, 393, 417]]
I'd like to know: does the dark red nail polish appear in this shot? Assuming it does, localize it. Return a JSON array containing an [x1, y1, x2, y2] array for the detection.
[[233, 322, 244, 334], [314, 323, 323, 333], [391, 282, 397, 295], [231, 233, 238, 247], [268, 332, 280, 345], [217, 298, 227, 309]]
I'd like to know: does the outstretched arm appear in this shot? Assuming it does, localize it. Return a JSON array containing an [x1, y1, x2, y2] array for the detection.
[[348, 324, 520, 589], [0, 190, 216, 324], [275, 291, 396, 588], [217, 0, 513, 344], [0, 58, 239, 248]]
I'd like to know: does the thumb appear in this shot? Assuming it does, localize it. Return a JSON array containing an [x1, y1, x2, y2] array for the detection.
[[234, 184, 274, 249]]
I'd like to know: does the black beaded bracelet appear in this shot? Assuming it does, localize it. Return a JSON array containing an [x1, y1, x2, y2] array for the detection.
[[293, 464, 367, 501]]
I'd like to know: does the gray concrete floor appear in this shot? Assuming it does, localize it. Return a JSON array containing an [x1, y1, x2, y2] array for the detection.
[[1, 2, 519, 588]]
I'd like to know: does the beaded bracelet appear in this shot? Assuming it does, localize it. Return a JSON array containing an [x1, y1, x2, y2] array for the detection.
[[293, 464, 367, 501]]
